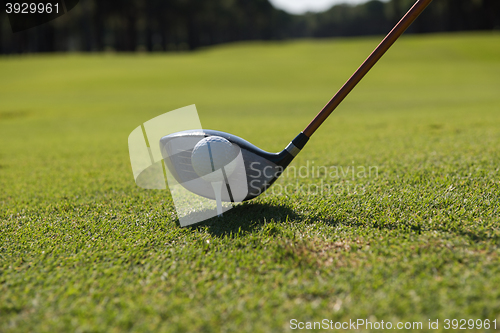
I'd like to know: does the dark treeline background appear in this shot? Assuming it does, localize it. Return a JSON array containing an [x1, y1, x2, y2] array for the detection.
[[1, 0, 499, 54]]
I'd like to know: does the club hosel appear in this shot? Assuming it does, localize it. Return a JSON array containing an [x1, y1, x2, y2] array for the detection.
[[292, 132, 309, 149], [278, 132, 310, 168], [287, 132, 309, 156]]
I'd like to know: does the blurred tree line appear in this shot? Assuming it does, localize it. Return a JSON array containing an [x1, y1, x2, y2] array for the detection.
[[1, 0, 499, 54]]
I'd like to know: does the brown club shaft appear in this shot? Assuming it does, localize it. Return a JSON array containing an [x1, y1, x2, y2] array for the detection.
[[303, 0, 433, 138]]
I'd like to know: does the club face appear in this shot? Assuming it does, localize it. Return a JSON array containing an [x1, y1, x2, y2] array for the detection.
[[160, 129, 290, 202]]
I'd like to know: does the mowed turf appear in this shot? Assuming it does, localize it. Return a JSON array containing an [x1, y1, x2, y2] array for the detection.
[[1, 32, 499, 332]]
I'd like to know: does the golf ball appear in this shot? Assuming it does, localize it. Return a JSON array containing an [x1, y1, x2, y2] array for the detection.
[[191, 136, 239, 182]]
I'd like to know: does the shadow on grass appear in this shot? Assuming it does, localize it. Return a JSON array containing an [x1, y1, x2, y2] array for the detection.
[[187, 201, 300, 238]]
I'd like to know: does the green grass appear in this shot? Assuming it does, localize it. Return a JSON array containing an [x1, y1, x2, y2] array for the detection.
[[1, 32, 500, 332]]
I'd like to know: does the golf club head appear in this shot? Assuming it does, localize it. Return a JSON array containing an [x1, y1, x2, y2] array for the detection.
[[128, 105, 308, 226], [160, 129, 308, 202]]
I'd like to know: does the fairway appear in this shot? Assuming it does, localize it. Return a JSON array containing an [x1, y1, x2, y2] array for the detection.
[[1, 32, 500, 332]]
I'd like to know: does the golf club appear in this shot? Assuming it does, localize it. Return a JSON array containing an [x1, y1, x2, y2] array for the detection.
[[160, 0, 433, 202]]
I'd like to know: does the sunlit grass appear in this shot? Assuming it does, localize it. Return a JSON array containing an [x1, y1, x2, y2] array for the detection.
[[1, 32, 499, 332]]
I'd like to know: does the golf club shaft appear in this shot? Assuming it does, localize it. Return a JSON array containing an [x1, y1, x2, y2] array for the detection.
[[303, 0, 433, 138]]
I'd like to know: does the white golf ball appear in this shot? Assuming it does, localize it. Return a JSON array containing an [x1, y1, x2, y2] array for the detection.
[[191, 136, 239, 182]]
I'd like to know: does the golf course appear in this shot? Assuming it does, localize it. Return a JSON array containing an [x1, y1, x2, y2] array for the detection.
[[1, 32, 499, 331]]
